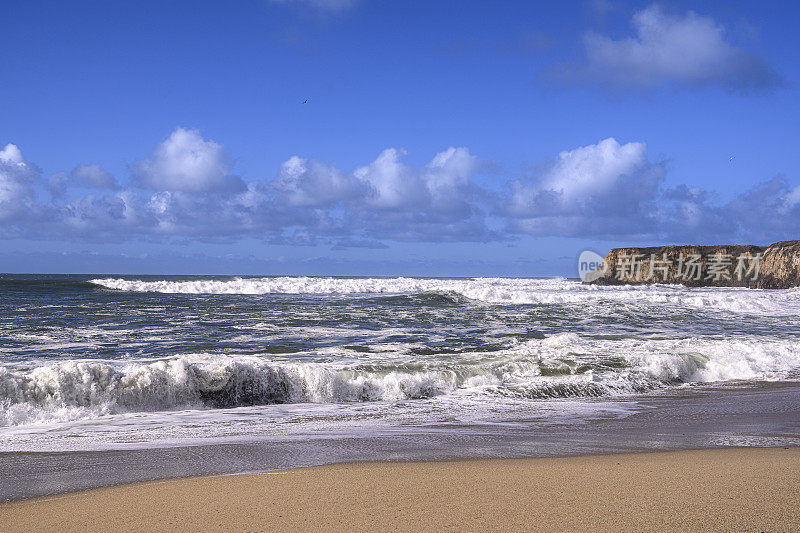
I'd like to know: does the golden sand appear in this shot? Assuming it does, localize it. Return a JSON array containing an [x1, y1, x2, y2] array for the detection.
[[2, 447, 798, 532]]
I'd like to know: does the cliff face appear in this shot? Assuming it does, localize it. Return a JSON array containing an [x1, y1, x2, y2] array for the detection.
[[757, 240, 800, 288], [587, 240, 800, 288]]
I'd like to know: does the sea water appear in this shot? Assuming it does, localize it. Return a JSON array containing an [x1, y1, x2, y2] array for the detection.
[[1, 274, 799, 452]]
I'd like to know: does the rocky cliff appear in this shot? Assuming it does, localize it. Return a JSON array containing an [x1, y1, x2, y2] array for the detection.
[[757, 240, 800, 288], [587, 240, 800, 288]]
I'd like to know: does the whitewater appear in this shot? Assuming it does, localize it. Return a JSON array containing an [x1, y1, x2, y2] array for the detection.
[[1, 274, 799, 451]]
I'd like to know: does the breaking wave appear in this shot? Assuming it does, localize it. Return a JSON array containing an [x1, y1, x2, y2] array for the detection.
[[2, 334, 798, 426], [89, 276, 800, 315]]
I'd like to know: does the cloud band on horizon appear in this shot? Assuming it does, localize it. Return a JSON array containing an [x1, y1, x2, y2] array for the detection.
[[0, 127, 797, 248]]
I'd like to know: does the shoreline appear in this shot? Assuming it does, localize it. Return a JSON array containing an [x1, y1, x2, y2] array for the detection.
[[3, 380, 800, 502], [3, 447, 799, 532]]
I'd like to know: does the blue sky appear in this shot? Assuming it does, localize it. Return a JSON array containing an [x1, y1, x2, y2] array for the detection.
[[1, 0, 798, 275]]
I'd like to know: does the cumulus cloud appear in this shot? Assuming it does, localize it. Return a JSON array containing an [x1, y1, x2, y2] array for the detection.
[[557, 4, 784, 92], [0, 136, 495, 243], [272, 156, 364, 207], [505, 138, 665, 238], [351, 146, 478, 213], [59, 193, 138, 238], [354, 148, 422, 209], [134, 128, 245, 193], [421, 147, 479, 210], [48, 164, 118, 199], [2, 128, 798, 246], [503, 137, 799, 243], [72, 164, 117, 189], [0, 143, 39, 223], [347, 147, 493, 242], [267, 146, 490, 242]]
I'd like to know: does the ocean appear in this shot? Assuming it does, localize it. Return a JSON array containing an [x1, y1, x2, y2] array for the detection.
[[2, 274, 800, 499]]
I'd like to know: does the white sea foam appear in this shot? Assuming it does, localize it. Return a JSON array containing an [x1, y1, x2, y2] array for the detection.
[[6, 275, 799, 455], [2, 333, 798, 427], [89, 276, 800, 315]]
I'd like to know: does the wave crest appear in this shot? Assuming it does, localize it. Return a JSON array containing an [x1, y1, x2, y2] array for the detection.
[[0, 358, 456, 426], [3, 332, 798, 426], [88, 276, 800, 315]]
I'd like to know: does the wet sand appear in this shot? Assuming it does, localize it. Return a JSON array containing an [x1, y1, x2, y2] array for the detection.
[[2, 447, 799, 532], [5, 381, 800, 502]]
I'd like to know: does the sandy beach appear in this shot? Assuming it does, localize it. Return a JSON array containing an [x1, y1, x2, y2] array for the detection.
[[3, 0, 799, 531], [2, 447, 798, 532]]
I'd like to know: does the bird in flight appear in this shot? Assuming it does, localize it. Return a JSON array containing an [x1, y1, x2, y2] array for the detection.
[[301, 99, 308, 104], [729, 156, 735, 161]]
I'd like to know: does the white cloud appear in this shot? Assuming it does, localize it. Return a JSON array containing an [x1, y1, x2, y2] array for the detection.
[[350, 146, 478, 212], [504, 137, 799, 242], [541, 138, 652, 201], [60, 194, 126, 234], [506, 138, 665, 238], [0, 143, 39, 221], [4, 130, 799, 245], [345, 147, 491, 242], [509, 138, 662, 211], [72, 164, 117, 189], [271, 146, 479, 216], [0, 138, 488, 241], [785, 185, 800, 208], [134, 128, 244, 193], [272, 156, 363, 207], [354, 148, 423, 209], [264, 146, 490, 242], [565, 4, 783, 91], [422, 146, 478, 206]]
